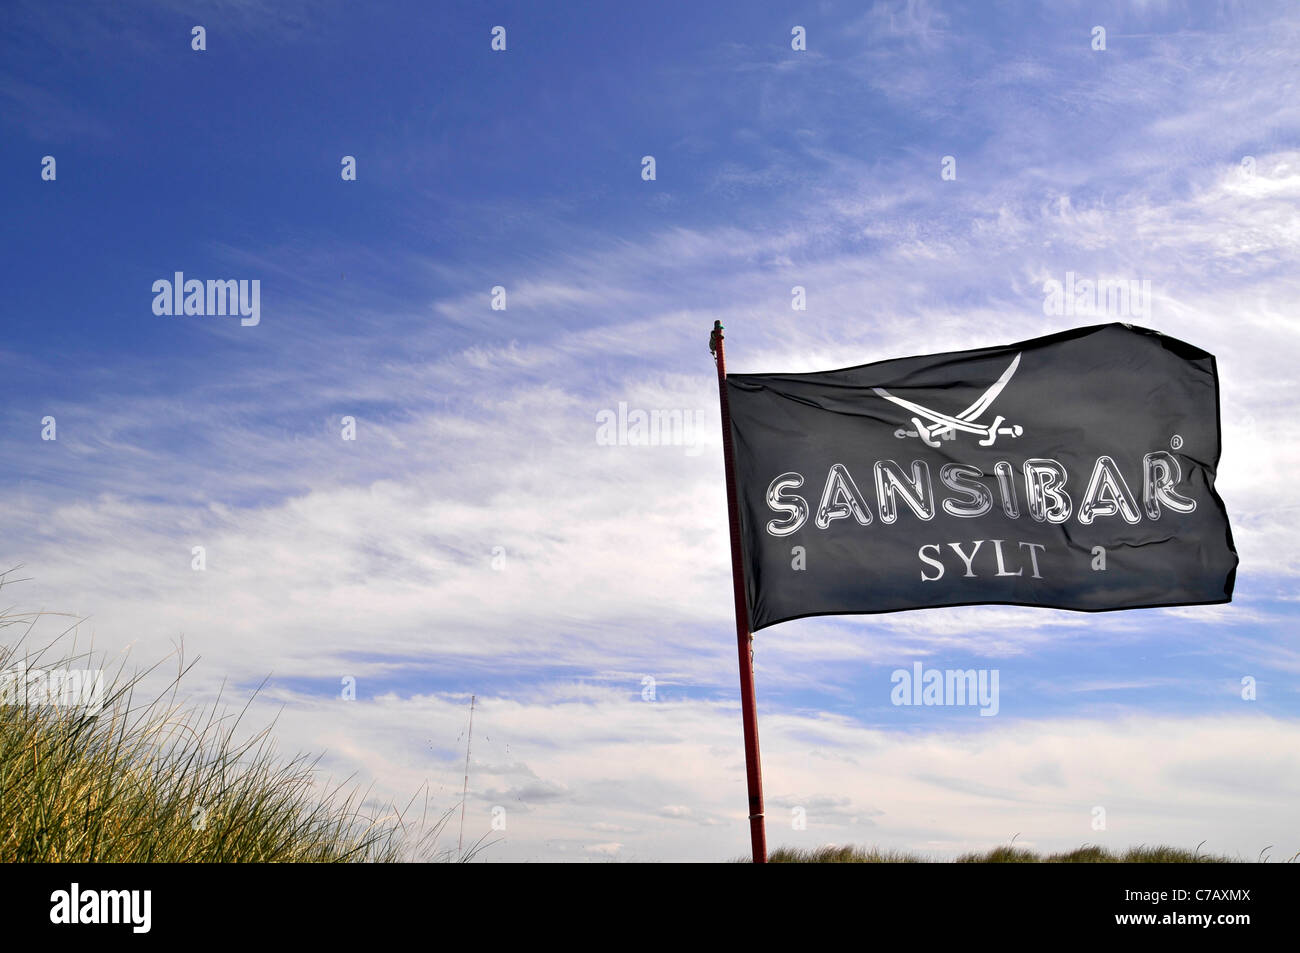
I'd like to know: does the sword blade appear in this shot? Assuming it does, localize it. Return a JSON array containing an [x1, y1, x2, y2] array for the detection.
[[909, 352, 1022, 439], [872, 387, 992, 435]]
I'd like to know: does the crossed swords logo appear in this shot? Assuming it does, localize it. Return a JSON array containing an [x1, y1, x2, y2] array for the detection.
[[873, 353, 1024, 448]]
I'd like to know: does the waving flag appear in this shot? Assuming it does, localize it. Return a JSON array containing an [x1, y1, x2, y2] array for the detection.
[[724, 323, 1238, 630]]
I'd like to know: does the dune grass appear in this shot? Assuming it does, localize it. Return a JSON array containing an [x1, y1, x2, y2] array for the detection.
[[767, 844, 923, 863], [757, 843, 1257, 863], [0, 576, 480, 863]]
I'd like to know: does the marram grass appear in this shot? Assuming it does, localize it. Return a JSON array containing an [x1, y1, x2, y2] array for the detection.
[[750, 843, 1279, 864], [0, 593, 481, 863]]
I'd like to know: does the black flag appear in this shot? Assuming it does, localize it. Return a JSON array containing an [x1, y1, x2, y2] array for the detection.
[[726, 323, 1237, 630]]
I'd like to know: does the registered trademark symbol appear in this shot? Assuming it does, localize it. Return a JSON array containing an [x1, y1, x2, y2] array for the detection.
[[1170, 434, 1183, 450]]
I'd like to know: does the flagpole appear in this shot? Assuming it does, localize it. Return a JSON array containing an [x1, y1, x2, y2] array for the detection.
[[709, 319, 768, 864]]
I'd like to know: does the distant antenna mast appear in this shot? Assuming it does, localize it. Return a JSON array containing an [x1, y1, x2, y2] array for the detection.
[[457, 694, 476, 858]]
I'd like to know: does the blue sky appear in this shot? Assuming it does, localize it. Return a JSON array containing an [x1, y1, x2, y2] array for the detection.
[[2, 0, 1299, 861]]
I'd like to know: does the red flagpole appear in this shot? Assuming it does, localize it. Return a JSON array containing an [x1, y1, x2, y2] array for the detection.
[[710, 319, 767, 863]]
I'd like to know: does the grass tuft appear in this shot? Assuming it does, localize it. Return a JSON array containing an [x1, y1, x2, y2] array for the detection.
[[1045, 845, 1116, 863], [0, 574, 483, 862], [747, 842, 1251, 863], [956, 845, 1041, 863], [768, 844, 923, 863]]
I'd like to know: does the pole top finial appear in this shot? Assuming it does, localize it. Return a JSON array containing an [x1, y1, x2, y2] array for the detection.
[[710, 320, 724, 355]]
